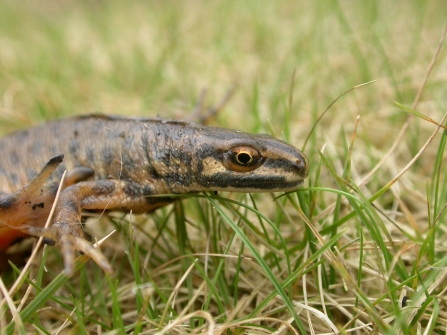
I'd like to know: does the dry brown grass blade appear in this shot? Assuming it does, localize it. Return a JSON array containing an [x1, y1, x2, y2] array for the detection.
[[0, 277, 24, 334], [158, 258, 198, 329], [378, 110, 447, 195], [360, 20, 447, 186], [188, 87, 238, 125], [155, 311, 216, 335], [292, 202, 386, 328]]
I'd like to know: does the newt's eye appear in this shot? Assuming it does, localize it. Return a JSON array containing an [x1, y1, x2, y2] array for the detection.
[[223, 146, 264, 172]]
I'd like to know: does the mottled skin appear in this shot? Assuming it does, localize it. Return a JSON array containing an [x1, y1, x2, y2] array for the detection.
[[0, 115, 308, 275]]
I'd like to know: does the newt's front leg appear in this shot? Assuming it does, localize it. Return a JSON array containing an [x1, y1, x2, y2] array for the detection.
[[0, 155, 64, 250], [38, 179, 174, 276]]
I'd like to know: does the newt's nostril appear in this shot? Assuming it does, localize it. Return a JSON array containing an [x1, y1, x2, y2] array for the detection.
[[294, 157, 309, 178]]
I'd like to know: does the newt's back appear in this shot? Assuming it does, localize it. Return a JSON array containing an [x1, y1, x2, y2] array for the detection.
[[0, 115, 193, 194], [0, 115, 309, 195]]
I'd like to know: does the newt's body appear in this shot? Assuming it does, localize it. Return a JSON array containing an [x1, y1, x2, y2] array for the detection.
[[0, 115, 308, 275]]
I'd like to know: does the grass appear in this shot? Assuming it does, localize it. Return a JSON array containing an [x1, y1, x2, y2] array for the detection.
[[1, 0, 447, 334]]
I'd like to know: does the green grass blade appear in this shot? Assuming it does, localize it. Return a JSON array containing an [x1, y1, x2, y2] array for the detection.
[[204, 194, 307, 333]]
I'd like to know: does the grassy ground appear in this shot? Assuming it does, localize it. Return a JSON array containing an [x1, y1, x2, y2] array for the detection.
[[1, 1, 447, 334]]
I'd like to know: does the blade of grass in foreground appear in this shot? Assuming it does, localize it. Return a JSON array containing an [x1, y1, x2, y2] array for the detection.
[[5, 256, 92, 335], [286, 194, 391, 332], [319, 151, 408, 280], [248, 229, 345, 322], [322, 110, 447, 238], [204, 194, 307, 333], [395, 101, 447, 130]]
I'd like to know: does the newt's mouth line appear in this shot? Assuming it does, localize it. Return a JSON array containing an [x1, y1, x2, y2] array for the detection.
[[226, 178, 304, 188], [249, 178, 304, 185]]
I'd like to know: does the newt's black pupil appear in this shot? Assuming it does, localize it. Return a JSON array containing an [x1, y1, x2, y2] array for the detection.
[[237, 153, 252, 165]]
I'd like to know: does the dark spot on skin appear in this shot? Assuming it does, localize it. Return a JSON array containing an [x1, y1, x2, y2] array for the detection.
[[141, 132, 161, 179], [92, 181, 115, 196], [101, 147, 114, 167], [142, 185, 165, 205], [142, 185, 154, 196], [32, 202, 44, 210], [65, 198, 79, 213], [0, 195, 16, 209], [86, 147, 95, 163], [119, 151, 135, 180], [123, 183, 140, 198], [31, 142, 43, 156], [9, 152, 20, 165], [68, 140, 80, 158], [148, 163, 161, 179], [9, 172, 19, 185], [161, 173, 194, 188]]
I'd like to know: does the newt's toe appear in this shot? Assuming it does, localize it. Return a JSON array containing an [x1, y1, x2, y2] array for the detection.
[[66, 234, 113, 275], [37, 223, 113, 276]]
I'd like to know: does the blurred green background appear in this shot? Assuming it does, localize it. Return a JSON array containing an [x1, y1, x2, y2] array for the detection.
[[1, 1, 445, 137]]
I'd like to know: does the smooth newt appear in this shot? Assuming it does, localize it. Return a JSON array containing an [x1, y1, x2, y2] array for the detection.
[[0, 115, 309, 275]]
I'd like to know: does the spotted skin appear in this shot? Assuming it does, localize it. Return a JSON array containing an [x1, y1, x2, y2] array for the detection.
[[0, 115, 309, 275]]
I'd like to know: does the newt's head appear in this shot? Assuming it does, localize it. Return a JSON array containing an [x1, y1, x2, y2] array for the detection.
[[193, 127, 309, 193]]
